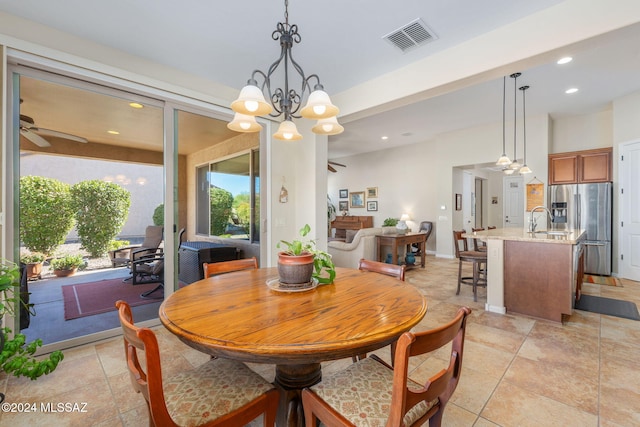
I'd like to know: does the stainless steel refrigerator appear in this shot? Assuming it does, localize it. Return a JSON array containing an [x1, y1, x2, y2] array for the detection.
[[548, 183, 612, 275]]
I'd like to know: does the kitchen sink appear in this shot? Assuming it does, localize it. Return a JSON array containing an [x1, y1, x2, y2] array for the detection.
[[530, 230, 570, 240]]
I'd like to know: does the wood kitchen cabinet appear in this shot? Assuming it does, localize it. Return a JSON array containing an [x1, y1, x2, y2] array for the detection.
[[548, 147, 612, 184]]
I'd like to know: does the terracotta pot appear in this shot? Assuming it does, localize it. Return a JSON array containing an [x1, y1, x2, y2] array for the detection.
[[277, 252, 314, 284], [53, 268, 77, 278], [25, 262, 43, 280]]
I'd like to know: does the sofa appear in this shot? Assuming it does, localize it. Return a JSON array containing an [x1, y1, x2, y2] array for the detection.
[[328, 226, 398, 268]]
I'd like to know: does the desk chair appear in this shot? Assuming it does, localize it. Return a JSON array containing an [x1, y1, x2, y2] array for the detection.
[[453, 230, 487, 302], [302, 306, 472, 427], [203, 257, 258, 278], [115, 300, 279, 427]]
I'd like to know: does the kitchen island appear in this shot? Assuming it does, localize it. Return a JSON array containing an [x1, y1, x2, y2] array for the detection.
[[466, 228, 585, 322]]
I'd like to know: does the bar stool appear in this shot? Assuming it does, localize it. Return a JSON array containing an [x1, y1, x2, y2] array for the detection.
[[471, 227, 487, 252], [453, 230, 487, 302]]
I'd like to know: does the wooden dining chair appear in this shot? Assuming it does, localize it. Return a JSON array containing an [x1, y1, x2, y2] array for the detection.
[[358, 258, 406, 281], [302, 306, 472, 427], [354, 258, 407, 363], [453, 230, 487, 302], [115, 300, 279, 427], [203, 257, 258, 278]]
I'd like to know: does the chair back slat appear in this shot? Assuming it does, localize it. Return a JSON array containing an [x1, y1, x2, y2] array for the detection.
[[358, 258, 406, 281], [203, 257, 258, 278]]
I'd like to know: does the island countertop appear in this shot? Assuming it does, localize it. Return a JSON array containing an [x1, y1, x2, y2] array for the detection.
[[465, 227, 585, 245]]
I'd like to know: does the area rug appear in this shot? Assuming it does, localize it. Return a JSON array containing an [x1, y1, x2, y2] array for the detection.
[[584, 274, 621, 287], [575, 294, 640, 320], [62, 278, 162, 320]]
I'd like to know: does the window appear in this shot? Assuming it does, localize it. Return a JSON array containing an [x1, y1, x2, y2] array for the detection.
[[196, 150, 260, 242]]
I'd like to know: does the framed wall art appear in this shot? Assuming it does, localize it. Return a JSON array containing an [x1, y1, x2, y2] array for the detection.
[[367, 200, 378, 211], [339, 189, 348, 199], [366, 187, 378, 198], [350, 191, 365, 208], [455, 193, 462, 211], [338, 201, 349, 211]]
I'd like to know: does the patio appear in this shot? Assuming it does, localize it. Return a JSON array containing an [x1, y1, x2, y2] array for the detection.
[[21, 241, 163, 345]]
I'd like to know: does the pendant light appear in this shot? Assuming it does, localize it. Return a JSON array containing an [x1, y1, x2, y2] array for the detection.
[[228, 0, 343, 140], [506, 72, 521, 174], [518, 85, 532, 174], [496, 76, 511, 166]]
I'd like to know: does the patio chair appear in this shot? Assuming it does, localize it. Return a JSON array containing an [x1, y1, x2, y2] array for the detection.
[[115, 300, 279, 426], [110, 225, 163, 268], [131, 252, 164, 298]]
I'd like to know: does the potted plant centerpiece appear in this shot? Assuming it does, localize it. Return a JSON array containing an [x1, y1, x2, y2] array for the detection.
[[0, 259, 64, 403], [277, 224, 336, 287], [20, 253, 46, 280], [50, 254, 85, 277]]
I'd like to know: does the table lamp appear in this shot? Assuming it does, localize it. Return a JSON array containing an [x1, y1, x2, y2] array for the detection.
[[396, 213, 410, 234]]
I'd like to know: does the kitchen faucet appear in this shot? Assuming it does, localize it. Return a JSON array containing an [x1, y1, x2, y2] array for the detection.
[[528, 205, 554, 233]]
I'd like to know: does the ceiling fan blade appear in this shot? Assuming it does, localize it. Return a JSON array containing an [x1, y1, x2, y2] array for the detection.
[[32, 127, 88, 143], [21, 129, 52, 147], [328, 164, 337, 173], [328, 161, 346, 167]]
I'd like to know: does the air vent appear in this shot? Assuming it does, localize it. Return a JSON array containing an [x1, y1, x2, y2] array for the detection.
[[383, 19, 437, 52]]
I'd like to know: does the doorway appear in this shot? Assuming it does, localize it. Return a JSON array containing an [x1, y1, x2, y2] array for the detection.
[[620, 140, 640, 281], [13, 68, 166, 348], [6, 56, 263, 351], [503, 175, 524, 228]]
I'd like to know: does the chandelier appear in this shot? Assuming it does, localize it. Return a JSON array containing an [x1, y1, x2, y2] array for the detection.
[[228, 0, 344, 140]]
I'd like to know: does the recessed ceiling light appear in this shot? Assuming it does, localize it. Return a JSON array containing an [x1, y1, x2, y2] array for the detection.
[[565, 88, 579, 94], [107, 130, 120, 135], [381, 136, 389, 140], [557, 56, 573, 65], [129, 102, 144, 109]]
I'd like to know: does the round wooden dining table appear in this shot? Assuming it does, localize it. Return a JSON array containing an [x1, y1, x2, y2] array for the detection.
[[159, 266, 427, 427]]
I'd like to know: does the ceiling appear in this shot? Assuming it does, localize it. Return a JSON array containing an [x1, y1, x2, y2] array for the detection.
[[3, 1, 640, 160]]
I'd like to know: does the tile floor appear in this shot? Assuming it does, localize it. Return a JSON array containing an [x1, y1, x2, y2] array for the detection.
[[1, 255, 639, 426]]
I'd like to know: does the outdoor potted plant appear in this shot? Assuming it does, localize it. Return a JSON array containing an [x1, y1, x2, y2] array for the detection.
[[50, 254, 85, 277], [19, 253, 46, 280], [0, 259, 64, 403], [277, 224, 336, 286]]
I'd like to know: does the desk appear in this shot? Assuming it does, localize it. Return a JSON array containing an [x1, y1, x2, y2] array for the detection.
[[376, 232, 428, 269], [159, 267, 427, 426]]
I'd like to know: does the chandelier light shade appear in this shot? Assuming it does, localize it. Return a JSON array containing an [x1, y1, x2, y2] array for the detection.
[[496, 76, 511, 166], [230, 85, 273, 116], [312, 116, 345, 135], [300, 90, 339, 119], [273, 120, 303, 141], [518, 85, 532, 174], [229, 0, 343, 141], [227, 112, 263, 132]]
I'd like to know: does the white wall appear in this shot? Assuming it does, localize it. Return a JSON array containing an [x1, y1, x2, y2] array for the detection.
[[329, 115, 551, 258], [328, 141, 440, 251], [552, 110, 613, 153]]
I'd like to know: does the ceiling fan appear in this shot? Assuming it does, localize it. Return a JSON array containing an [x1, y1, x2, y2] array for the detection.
[[19, 113, 88, 148], [328, 161, 346, 173]]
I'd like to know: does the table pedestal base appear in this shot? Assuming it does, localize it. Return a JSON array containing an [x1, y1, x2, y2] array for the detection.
[[274, 363, 322, 427]]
